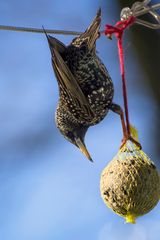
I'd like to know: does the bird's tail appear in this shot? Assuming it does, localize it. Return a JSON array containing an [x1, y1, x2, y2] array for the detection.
[[78, 8, 101, 50]]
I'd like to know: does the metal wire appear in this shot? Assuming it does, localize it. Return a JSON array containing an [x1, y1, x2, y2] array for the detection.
[[121, 0, 160, 29], [0, 25, 82, 35]]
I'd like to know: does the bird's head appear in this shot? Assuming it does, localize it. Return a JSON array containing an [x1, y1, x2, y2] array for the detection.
[[61, 125, 93, 162]]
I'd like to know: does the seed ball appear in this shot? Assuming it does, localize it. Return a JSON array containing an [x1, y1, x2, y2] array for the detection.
[[100, 140, 160, 224]]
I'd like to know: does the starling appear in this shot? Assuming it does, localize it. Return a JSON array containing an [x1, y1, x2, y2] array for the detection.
[[45, 9, 127, 161]]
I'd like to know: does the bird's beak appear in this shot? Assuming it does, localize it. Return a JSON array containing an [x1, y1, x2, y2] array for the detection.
[[75, 138, 93, 162]]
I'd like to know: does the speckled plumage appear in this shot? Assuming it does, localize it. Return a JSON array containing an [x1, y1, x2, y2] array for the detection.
[[62, 42, 114, 125], [46, 9, 117, 161]]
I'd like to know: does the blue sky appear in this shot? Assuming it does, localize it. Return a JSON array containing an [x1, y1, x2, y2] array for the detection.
[[0, 0, 159, 240]]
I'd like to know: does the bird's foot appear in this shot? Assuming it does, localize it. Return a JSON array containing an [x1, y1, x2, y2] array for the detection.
[[120, 135, 142, 150]]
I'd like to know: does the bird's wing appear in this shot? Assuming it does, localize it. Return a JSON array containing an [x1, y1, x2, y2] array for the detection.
[[47, 35, 66, 54], [52, 48, 94, 118]]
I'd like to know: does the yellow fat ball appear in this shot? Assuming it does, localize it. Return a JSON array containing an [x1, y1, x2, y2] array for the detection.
[[100, 140, 160, 223]]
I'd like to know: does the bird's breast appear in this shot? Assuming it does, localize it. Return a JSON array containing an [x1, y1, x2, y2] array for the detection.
[[74, 54, 114, 124], [61, 49, 114, 125]]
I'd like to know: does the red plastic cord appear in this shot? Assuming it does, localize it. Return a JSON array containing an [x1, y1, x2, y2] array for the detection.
[[104, 16, 136, 136]]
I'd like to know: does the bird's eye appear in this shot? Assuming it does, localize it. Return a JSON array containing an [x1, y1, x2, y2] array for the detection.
[[66, 131, 76, 145], [67, 131, 74, 139]]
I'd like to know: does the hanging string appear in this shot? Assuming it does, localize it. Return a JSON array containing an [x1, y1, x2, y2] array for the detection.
[[104, 16, 136, 137]]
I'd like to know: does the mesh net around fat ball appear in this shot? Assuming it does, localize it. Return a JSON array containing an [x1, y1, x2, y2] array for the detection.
[[100, 140, 160, 224]]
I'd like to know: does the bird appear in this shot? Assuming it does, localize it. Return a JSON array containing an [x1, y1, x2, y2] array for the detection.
[[45, 9, 129, 162]]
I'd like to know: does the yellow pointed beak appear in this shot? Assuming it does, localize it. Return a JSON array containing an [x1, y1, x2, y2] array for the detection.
[[75, 138, 93, 162]]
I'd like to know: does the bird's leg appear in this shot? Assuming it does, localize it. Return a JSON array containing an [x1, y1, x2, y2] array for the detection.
[[109, 103, 141, 149], [109, 103, 128, 141]]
